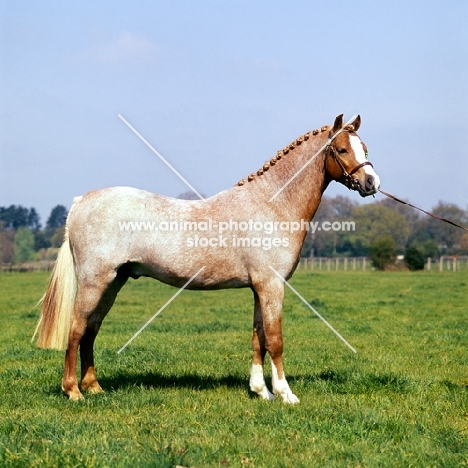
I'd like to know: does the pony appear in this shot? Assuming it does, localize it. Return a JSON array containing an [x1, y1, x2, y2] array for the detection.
[[35, 114, 380, 403]]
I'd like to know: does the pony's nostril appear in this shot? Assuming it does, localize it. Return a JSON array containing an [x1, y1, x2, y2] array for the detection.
[[365, 175, 375, 190]]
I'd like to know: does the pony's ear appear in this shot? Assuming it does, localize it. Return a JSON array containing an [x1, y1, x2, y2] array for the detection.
[[350, 115, 361, 132], [331, 114, 343, 134]]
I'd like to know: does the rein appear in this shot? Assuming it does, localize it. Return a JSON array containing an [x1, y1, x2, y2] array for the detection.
[[378, 189, 468, 232]]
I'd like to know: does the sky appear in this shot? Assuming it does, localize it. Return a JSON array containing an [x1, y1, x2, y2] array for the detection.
[[1, 1, 467, 225]]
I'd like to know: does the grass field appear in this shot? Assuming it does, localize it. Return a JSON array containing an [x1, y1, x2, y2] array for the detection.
[[0, 270, 467, 467]]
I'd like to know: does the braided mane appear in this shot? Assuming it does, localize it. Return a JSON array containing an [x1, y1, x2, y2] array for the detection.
[[236, 124, 339, 186]]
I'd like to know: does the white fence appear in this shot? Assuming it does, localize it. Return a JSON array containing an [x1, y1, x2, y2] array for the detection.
[[298, 257, 370, 271], [2, 256, 468, 273], [427, 256, 468, 272], [298, 256, 468, 272]]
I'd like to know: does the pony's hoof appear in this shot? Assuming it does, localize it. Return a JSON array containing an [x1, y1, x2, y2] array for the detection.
[[82, 381, 104, 394], [257, 387, 275, 401], [86, 385, 104, 395], [68, 390, 85, 401], [279, 391, 300, 404], [62, 382, 84, 401], [250, 380, 276, 401]]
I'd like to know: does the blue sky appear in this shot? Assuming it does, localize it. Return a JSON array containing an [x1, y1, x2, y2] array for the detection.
[[1, 1, 467, 224]]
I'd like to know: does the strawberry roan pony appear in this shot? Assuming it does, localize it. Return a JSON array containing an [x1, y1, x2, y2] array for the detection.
[[35, 114, 380, 403]]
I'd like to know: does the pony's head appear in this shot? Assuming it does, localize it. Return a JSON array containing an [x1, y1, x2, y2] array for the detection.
[[325, 114, 380, 197]]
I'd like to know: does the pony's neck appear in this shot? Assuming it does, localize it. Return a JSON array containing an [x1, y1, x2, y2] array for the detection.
[[243, 132, 330, 222]]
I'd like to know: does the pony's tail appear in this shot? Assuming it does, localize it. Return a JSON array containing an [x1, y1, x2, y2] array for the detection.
[[34, 228, 77, 351]]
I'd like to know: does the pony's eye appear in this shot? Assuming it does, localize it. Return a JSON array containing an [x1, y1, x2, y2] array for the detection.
[[365, 151, 369, 159], [337, 148, 347, 154]]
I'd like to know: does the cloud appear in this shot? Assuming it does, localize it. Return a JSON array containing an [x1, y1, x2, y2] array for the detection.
[[75, 32, 160, 66]]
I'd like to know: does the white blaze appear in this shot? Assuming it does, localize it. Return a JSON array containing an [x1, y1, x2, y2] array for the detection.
[[349, 135, 381, 190]]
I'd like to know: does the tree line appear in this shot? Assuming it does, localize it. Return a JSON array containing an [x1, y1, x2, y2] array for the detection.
[[301, 195, 468, 269], [0, 205, 68, 263], [1, 196, 467, 267]]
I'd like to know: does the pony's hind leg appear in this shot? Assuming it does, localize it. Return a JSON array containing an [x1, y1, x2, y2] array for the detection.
[[62, 298, 94, 401], [251, 276, 299, 404], [79, 325, 103, 394], [249, 289, 275, 401], [62, 272, 125, 400], [79, 273, 128, 394]]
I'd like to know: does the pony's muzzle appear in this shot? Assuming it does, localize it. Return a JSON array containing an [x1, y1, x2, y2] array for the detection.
[[365, 175, 376, 192], [357, 173, 380, 197]]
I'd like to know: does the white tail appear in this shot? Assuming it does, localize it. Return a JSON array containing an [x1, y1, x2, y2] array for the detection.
[[35, 228, 77, 350]]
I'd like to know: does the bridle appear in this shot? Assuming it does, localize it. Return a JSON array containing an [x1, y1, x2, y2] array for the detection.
[[326, 134, 374, 191]]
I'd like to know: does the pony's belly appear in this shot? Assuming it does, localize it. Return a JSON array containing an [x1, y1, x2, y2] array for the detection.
[[125, 261, 251, 290]]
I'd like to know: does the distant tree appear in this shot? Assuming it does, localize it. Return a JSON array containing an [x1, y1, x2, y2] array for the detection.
[[0, 205, 39, 230], [177, 191, 205, 201], [28, 208, 41, 231], [405, 246, 425, 271], [303, 195, 358, 257], [425, 202, 467, 253], [46, 205, 68, 229], [459, 233, 468, 255], [378, 197, 421, 238], [0, 205, 25, 229], [349, 204, 409, 255], [0, 228, 15, 263], [34, 230, 51, 250], [410, 217, 435, 245], [50, 226, 66, 247], [14, 227, 35, 263], [370, 235, 396, 270], [0, 207, 11, 228], [419, 239, 439, 258]]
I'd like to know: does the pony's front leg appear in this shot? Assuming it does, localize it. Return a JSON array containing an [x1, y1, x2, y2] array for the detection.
[[250, 290, 275, 401], [270, 352, 299, 404], [252, 277, 299, 404]]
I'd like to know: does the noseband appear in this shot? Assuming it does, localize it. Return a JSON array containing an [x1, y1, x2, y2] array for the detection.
[[326, 141, 374, 191]]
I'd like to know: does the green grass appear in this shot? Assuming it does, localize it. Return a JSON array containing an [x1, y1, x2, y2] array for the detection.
[[0, 270, 467, 467]]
